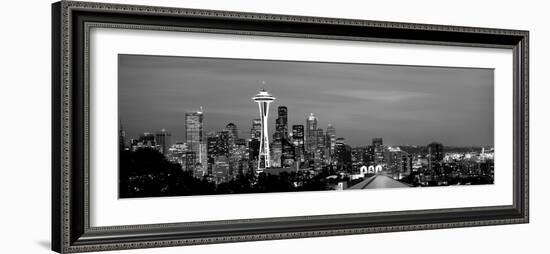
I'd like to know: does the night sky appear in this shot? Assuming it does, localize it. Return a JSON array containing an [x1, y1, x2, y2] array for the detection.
[[118, 54, 494, 147]]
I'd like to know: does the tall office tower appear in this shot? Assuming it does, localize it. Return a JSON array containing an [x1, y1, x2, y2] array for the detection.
[[216, 131, 230, 157], [372, 137, 384, 164], [225, 123, 238, 146], [335, 138, 352, 171], [427, 142, 444, 175], [272, 107, 288, 168], [364, 145, 375, 165], [252, 89, 275, 172], [351, 147, 366, 169], [401, 153, 413, 173], [270, 140, 282, 168], [274, 106, 289, 141], [326, 124, 336, 164], [229, 139, 248, 175], [305, 113, 318, 162], [182, 151, 196, 172], [292, 125, 305, 165], [231, 152, 248, 176], [250, 118, 262, 140], [386, 147, 406, 172], [206, 135, 219, 174], [155, 128, 171, 156], [315, 128, 325, 169], [185, 108, 206, 173]]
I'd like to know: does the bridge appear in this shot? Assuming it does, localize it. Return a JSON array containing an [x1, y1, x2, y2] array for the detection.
[[348, 174, 411, 189]]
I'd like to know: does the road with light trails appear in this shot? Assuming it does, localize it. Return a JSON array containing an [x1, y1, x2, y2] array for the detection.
[[348, 175, 411, 189]]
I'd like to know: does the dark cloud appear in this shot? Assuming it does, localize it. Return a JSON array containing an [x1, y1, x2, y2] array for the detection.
[[118, 54, 494, 147]]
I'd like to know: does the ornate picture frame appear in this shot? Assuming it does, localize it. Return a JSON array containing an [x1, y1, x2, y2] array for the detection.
[[52, 1, 529, 253]]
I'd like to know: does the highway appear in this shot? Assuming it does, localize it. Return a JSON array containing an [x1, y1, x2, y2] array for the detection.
[[348, 175, 411, 189]]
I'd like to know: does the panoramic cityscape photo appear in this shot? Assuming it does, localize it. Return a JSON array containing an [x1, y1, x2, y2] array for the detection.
[[118, 54, 494, 198]]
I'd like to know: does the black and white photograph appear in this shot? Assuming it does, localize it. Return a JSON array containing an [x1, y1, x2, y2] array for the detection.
[[118, 54, 495, 198]]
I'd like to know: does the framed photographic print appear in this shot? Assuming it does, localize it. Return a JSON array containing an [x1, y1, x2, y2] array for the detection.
[[51, 1, 529, 253]]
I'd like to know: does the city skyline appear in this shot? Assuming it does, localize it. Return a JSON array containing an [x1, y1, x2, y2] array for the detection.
[[121, 103, 495, 196], [118, 54, 495, 198], [118, 54, 494, 147]]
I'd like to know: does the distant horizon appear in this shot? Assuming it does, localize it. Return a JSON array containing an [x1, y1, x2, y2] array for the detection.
[[120, 108, 495, 148], [119, 54, 494, 147]]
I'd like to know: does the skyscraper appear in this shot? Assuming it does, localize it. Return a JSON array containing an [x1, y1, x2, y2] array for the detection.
[[372, 137, 384, 164], [292, 125, 305, 165], [427, 142, 444, 161], [185, 108, 206, 174], [274, 106, 288, 141], [250, 118, 262, 140], [155, 128, 171, 155], [305, 113, 318, 162], [335, 138, 352, 171], [428, 142, 444, 175], [206, 135, 219, 174], [326, 124, 336, 164], [365, 145, 375, 165], [315, 128, 325, 169], [270, 140, 282, 168], [351, 147, 366, 169], [216, 131, 230, 157], [385, 147, 408, 173], [401, 153, 413, 174], [225, 123, 238, 146], [252, 89, 275, 172], [182, 151, 196, 172]]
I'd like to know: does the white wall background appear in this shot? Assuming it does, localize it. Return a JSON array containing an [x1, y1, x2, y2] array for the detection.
[[0, 0, 547, 253]]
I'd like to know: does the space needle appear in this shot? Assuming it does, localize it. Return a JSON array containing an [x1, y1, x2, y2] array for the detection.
[[252, 87, 276, 172]]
